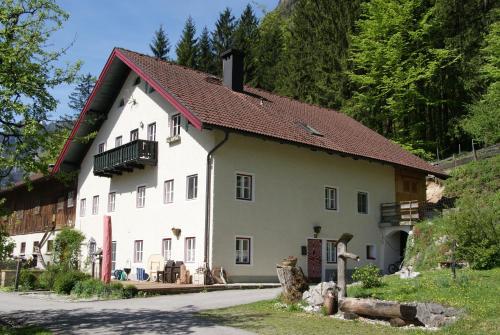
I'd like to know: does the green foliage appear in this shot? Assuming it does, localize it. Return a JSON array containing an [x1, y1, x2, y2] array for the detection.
[[445, 156, 499, 198], [53, 270, 89, 294], [196, 27, 216, 74], [70, 279, 138, 299], [123, 284, 139, 299], [67, 73, 96, 114], [38, 264, 60, 290], [0, 229, 15, 262], [53, 228, 85, 270], [406, 220, 449, 270], [352, 264, 383, 288], [212, 7, 236, 74], [176, 16, 198, 68], [150, 24, 170, 60], [19, 269, 38, 290], [0, 0, 80, 183], [233, 4, 259, 84]]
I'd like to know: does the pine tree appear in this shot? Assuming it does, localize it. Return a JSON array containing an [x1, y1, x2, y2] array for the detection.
[[233, 4, 259, 83], [212, 7, 236, 74], [176, 16, 198, 68], [196, 26, 216, 74], [150, 25, 170, 60], [68, 73, 96, 113]]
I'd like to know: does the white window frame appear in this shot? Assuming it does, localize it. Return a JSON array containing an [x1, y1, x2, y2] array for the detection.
[[98, 142, 106, 154], [92, 195, 99, 215], [235, 173, 254, 201], [115, 136, 123, 147], [80, 198, 86, 217], [67, 191, 75, 208], [325, 186, 339, 211], [164, 179, 174, 204], [171, 114, 181, 137], [111, 241, 117, 272], [186, 174, 198, 200], [366, 244, 377, 260], [20, 242, 26, 255], [147, 122, 156, 141], [357, 191, 369, 215], [56, 196, 65, 211], [134, 240, 143, 263], [136, 186, 146, 208], [326, 240, 337, 264], [235, 236, 252, 265], [130, 128, 139, 142], [162, 238, 172, 260], [185, 237, 196, 263], [108, 192, 116, 212]]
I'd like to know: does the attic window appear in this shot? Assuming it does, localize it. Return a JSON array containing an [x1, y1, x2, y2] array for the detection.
[[299, 122, 323, 137], [118, 98, 125, 107], [133, 77, 141, 86], [145, 82, 155, 94]]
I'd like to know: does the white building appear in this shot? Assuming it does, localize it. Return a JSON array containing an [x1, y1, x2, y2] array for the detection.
[[49, 48, 446, 282]]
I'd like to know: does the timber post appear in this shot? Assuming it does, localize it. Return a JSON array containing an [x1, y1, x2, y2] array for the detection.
[[337, 233, 359, 299]]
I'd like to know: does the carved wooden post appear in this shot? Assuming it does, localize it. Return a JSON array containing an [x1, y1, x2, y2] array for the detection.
[[337, 233, 359, 299]]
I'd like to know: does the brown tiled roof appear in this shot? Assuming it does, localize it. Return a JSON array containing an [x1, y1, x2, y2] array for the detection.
[[117, 48, 445, 177]]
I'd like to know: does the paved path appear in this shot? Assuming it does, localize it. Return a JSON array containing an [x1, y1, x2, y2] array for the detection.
[[0, 288, 281, 334]]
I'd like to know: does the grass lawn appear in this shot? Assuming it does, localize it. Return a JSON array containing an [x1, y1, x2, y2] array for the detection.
[[0, 326, 51, 335], [200, 268, 500, 335]]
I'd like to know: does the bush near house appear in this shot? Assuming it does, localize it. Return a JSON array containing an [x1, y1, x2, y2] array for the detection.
[[53, 270, 89, 295], [71, 279, 138, 299], [352, 264, 383, 288], [53, 228, 85, 271]]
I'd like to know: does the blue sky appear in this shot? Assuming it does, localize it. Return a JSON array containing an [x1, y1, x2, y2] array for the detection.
[[50, 0, 278, 118]]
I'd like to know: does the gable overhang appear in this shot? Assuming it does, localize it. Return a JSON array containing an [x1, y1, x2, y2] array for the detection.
[[53, 48, 202, 173]]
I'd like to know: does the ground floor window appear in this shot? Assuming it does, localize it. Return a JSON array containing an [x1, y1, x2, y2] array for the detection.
[[326, 240, 337, 263], [162, 238, 172, 260], [46, 240, 54, 254], [134, 240, 143, 263], [357, 191, 368, 214], [366, 244, 376, 260], [20, 242, 26, 255], [185, 237, 195, 262], [111, 241, 117, 271], [235, 237, 251, 264]]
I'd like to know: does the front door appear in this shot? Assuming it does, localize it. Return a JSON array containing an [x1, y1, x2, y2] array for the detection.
[[307, 239, 322, 282]]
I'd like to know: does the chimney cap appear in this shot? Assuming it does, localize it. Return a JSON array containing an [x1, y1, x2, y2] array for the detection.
[[221, 49, 243, 59]]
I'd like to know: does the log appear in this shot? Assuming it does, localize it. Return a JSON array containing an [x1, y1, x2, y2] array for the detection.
[[340, 298, 417, 321], [390, 318, 409, 327], [276, 265, 309, 303]]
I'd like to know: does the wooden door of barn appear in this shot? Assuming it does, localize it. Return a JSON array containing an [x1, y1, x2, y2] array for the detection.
[[307, 239, 322, 282]]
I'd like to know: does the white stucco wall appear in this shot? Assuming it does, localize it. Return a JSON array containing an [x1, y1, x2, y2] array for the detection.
[[210, 133, 396, 282], [76, 72, 215, 278], [10, 232, 56, 268]]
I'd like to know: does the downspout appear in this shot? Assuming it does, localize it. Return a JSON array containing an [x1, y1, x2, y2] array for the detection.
[[204, 131, 229, 268]]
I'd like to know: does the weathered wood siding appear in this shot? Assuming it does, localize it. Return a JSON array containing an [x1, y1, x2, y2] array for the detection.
[[0, 177, 76, 236], [395, 168, 426, 202]]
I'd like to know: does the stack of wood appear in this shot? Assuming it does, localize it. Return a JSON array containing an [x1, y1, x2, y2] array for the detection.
[[276, 256, 309, 303], [179, 264, 191, 284]]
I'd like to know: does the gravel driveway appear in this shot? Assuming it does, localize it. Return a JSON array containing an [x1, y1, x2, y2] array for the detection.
[[0, 288, 280, 334]]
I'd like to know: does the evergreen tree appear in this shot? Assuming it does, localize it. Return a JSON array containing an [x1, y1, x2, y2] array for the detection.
[[233, 4, 259, 83], [212, 7, 236, 74], [196, 26, 216, 74], [150, 25, 170, 60], [176, 16, 198, 68], [68, 73, 96, 114]]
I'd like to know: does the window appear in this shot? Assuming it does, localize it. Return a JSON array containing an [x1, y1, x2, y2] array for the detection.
[[46, 240, 54, 254], [236, 237, 251, 264], [33, 199, 40, 214], [80, 198, 86, 217], [111, 241, 117, 272], [325, 187, 338, 210], [115, 136, 122, 147], [171, 114, 181, 136], [134, 240, 143, 263], [20, 242, 26, 255], [164, 180, 174, 204], [147, 122, 156, 141], [108, 192, 116, 212], [67, 191, 75, 208], [133, 77, 141, 86], [92, 195, 99, 215], [130, 129, 139, 141], [162, 238, 172, 260], [136, 186, 146, 208], [357, 192, 368, 214], [89, 240, 97, 255], [326, 240, 337, 263], [98, 142, 106, 154], [236, 174, 253, 201], [185, 237, 195, 262], [186, 175, 198, 200], [33, 241, 39, 253], [366, 245, 376, 260], [57, 197, 65, 211], [146, 82, 155, 94]]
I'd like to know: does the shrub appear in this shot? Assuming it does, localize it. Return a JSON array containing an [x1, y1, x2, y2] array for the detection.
[[54, 228, 85, 271], [19, 269, 38, 290], [71, 279, 135, 299], [352, 264, 382, 288], [39, 264, 61, 290], [54, 270, 89, 294], [123, 284, 138, 299]]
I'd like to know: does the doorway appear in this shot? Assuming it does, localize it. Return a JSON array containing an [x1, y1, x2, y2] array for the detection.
[[307, 239, 322, 282]]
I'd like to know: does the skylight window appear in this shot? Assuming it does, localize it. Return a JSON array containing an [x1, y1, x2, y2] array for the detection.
[[299, 122, 323, 137]]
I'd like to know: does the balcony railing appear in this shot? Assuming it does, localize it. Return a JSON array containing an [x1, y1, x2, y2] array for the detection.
[[94, 140, 158, 177], [380, 198, 455, 227]]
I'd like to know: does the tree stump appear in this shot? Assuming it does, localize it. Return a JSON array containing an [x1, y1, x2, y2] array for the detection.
[[276, 264, 309, 303]]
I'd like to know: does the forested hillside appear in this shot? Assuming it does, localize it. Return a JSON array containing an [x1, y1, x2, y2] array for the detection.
[[156, 0, 498, 159]]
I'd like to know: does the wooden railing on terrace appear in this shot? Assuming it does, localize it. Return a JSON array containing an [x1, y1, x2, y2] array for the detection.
[[380, 198, 455, 227]]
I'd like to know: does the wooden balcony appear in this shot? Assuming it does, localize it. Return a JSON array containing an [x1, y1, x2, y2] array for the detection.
[[94, 140, 158, 177], [379, 199, 455, 227]]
